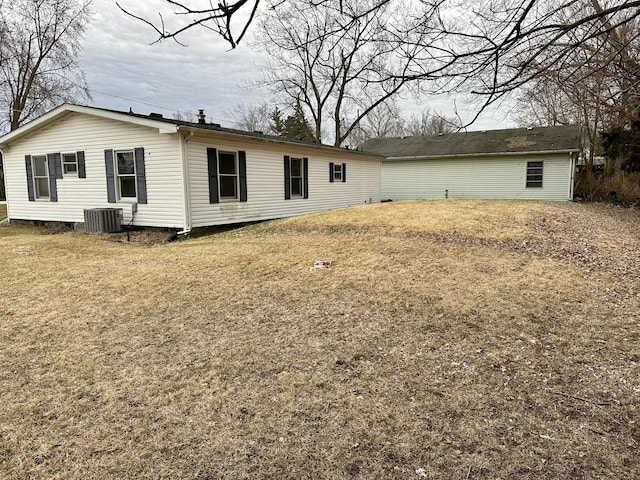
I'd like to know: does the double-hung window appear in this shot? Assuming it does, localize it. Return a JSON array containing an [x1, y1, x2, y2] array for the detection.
[[105, 148, 146, 204], [526, 161, 543, 188], [206, 148, 247, 203], [333, 163, 342, 181], [284, 155, 308, 200], [32, 155, 49, 199], [115, 150, 137, 198], [329, 162, 346, 183], [63, 153, 78, 175], [290, 157, 304, 197], [218, 151, 239, 200]]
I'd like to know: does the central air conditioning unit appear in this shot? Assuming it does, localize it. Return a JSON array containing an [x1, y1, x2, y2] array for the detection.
[[83, 208, 123, 233]]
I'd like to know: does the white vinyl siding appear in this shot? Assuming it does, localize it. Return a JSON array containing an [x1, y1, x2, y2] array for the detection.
[[381, 154, 573, 201], [188, 135, 381, 227], [3, 112, 185, 227]]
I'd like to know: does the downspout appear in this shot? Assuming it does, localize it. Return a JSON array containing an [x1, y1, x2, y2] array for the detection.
[[0, 147, 8, 224], [569, 152, 576, 201], [178, 131, 194, 235]]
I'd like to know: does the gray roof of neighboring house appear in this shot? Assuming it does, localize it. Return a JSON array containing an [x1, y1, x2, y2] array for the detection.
[[359, 125, 581, 158]]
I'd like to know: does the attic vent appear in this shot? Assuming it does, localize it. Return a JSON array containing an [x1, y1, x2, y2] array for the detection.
[[149, 112, 163, 119], [84, 208, 123, 233]]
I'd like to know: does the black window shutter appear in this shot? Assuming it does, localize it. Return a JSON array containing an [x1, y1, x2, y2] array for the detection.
[[329, 162, 334, 182], [303, 157, 309, 199], [47, 153, 58, 202], [77, 151, 86, 178], [134, 147, 147, 204], [54, 153, 63, 179], [239, 150, 247, 202], [104, 149, 116, 203], [25, 155, 35, 201], [207, 147, 219, 204], [342, 163, 346, 183], [284, 155, 291, 200]]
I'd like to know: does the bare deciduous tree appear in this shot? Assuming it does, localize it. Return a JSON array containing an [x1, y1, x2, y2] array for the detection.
[[0, 0, 93, 132], [512, 0, 640, 165], [344, 100, 406, 147], [119, 1, 640, 118], [253, 0, 431, 146], [229, 102, 273, 133], [117, 0, 262, 49], [404, 109, 460, 136]]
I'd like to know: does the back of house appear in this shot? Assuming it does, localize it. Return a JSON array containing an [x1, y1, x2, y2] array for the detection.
[[0, 104, 383, 231]]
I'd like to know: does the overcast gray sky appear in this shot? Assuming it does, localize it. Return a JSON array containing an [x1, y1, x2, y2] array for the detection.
[[79, 0, 515, 131]]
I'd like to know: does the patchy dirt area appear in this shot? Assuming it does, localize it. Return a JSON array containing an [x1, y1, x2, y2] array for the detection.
[[407, 205, 640, 282]]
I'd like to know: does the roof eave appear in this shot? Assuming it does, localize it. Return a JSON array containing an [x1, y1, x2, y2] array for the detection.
[[176, 125, 386, 159], [383, 148, 580, 161]]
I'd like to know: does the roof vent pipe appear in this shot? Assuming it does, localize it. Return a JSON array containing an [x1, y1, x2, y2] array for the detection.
[[198, 109, 206, 124]]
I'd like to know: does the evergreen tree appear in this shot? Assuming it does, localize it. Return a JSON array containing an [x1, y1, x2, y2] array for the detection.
[[270, 101, 317, 142], [270, 107, 285, 136]]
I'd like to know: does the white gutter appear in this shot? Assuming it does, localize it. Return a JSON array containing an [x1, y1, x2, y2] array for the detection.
[[179, 131, 194, 235], [176, 125, 384, 160], [384, 149, 581, 161], [568, 151, 577, 200], [0, 147, 7, 221]]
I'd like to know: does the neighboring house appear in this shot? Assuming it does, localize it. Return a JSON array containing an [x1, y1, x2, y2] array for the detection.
[[0, 104, 383, 230], [360, 125, 580, 201]]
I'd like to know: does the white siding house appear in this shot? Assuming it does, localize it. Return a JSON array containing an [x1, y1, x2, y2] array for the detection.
[[0, 104, 383, 230], [361, 126, 580, 201]]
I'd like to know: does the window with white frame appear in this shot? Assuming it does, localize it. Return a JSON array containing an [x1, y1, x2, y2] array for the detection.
[[32, 155, 49, 199], [333, 163, 342, 181], [218, 151, 238, 200], [290, 157, 303, 196], [526, 161, 543, 188], [62, 153, 78, 175], [115, 150, 137, 198]]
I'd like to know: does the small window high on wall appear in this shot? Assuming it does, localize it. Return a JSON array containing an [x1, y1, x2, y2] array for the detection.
[[329, 162, 346, 182], [63, 153, 78, 175]]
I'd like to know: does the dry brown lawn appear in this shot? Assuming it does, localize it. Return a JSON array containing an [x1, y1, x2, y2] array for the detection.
[[1, 199, 639, 479]]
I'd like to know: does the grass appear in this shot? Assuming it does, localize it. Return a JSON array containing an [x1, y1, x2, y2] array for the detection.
[[1, 199, 639, 479], [0, 204, 6, 221]]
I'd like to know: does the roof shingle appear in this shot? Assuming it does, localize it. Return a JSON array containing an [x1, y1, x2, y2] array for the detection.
[[359, 125, 581, 158]]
